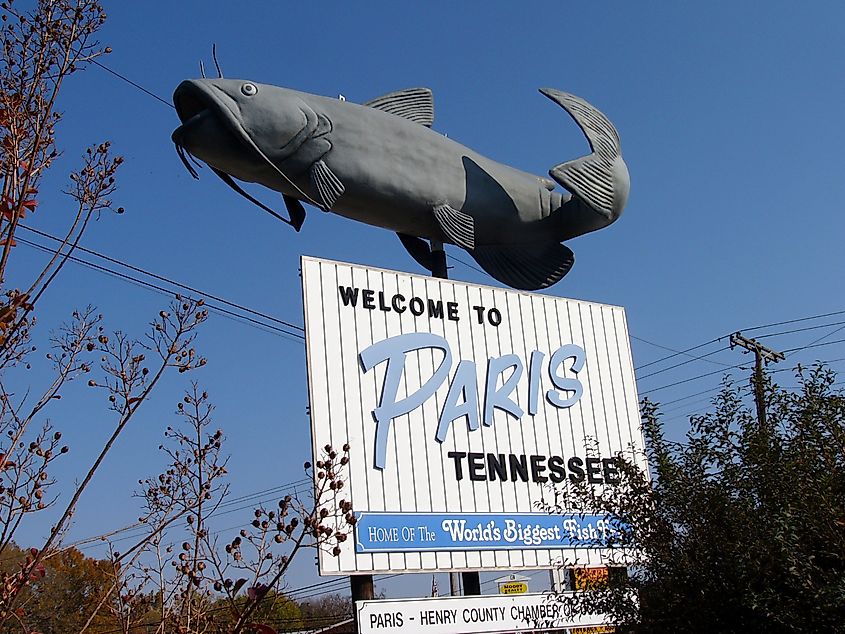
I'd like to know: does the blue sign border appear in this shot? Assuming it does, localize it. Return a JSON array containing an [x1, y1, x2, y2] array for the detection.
[[355, 512, 620, 553]]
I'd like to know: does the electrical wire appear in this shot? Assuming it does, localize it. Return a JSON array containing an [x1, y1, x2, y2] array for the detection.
[[67, 477, 312, 550], [751, 320, 845, 342], [20, 224, 304, 333], [639, 362, 750, 396], [784, 337, 845, 355], [636, 346, 734, 381], [634, 337, 725, 372], [92, 60, 174, 109], [17, 234, 306, 343], [742, 309, 845, 335]]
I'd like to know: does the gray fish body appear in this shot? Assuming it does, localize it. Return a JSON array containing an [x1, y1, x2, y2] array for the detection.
[[172, 79, 629, 289], [298, 95, 568, 242]]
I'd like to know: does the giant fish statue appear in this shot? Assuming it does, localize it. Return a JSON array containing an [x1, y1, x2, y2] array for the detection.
[[171, 79, 629, 290]]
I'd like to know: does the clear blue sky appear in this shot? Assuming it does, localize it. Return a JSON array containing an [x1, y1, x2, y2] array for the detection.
[[14, 0, 845, 600]]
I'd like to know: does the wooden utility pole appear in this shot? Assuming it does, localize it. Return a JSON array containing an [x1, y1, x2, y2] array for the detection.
[[729, 332, 784, 426]]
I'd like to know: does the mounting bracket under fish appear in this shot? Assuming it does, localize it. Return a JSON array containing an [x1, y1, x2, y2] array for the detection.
[[172, 79, 629, 291]]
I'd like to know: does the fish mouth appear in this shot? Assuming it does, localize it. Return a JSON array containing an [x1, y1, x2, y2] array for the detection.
[[170, 79, 314, 229], [172, 80, 244, 140], [171, 80, 259, 179], [171, 79, 314, 185]]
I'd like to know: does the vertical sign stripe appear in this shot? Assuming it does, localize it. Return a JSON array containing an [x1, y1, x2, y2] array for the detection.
[[302, 257, 645, 575]]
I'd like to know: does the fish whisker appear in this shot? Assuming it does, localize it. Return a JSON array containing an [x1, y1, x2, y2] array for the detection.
[[174, 141, 201, 179], [212, 44, 223, 79], [199, 60, 206, 79], [209, 166, 297, 228]]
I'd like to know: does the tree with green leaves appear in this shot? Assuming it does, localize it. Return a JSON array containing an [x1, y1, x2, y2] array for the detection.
[[548, 365, 845, 633]]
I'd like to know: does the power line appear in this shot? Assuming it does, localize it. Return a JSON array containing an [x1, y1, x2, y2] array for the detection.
[[752, 320, 845, 342], [67, 478, 313, 550], [641, 334, 845, 398], [17, 233, 306, 342], [786, 323, 845, 356], [634, 337, 725, 372], [639, 362, 750, 396], [635, 310, 845, 373], [20, 224, 304, 333], [449, 253, 487, 277], [784, 337, 845, 355], [92, 59, 174, 109], [742, 309, 845, 335], [638, 320, 845, 381], [636, 346, 733, 381]]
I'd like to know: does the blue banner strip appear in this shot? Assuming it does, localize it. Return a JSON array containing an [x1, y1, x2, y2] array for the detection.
[[355, 512, 620, 553]]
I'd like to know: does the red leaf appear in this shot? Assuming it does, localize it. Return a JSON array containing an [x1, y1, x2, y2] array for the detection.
[[247, 625, 277, 634], [21, 200, 37, 211], [0, 238, 17, 248]]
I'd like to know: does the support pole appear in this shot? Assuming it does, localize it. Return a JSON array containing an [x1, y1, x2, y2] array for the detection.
[[461, 571, 482, 595], [729, 332, 784, 427], [431, 240, 482, 596], [549, 566, 566, 593], [430, 240, 448, 279], [350, 574, 374, 632], [450, 572, 461, 596]]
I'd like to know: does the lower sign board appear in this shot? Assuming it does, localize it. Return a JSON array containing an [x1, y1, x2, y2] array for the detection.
[[356, 593, 613, 633]]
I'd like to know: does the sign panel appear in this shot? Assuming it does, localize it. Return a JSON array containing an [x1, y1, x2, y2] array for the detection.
[[499, 581, 528, 594], [355, 512, 618, 552], [356, 593, 613, 634], [573, 567, 610, 591], [302, 257, 645, 575]]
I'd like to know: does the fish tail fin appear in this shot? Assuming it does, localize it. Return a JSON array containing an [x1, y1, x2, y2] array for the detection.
[[540, 89, 629, 222]]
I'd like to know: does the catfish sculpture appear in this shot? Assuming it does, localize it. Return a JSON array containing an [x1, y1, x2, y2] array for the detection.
[[171, 79, 629, 290]]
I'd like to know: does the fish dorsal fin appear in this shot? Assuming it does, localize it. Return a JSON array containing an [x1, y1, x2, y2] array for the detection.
[[365, 88, 434, 127], [469, 243, 575, 291]]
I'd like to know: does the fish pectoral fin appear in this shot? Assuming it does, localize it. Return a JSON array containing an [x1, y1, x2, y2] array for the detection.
[[397, 233, 436, 271], [364, 88, 434, 127], [433, 203, 475, 250], [310, 160, 345, 211], [282, 195, 306, 232], [468, 242, 575, 291]]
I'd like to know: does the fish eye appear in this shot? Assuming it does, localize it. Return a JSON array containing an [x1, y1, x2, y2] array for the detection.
[[240, 83, 258, 97]]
